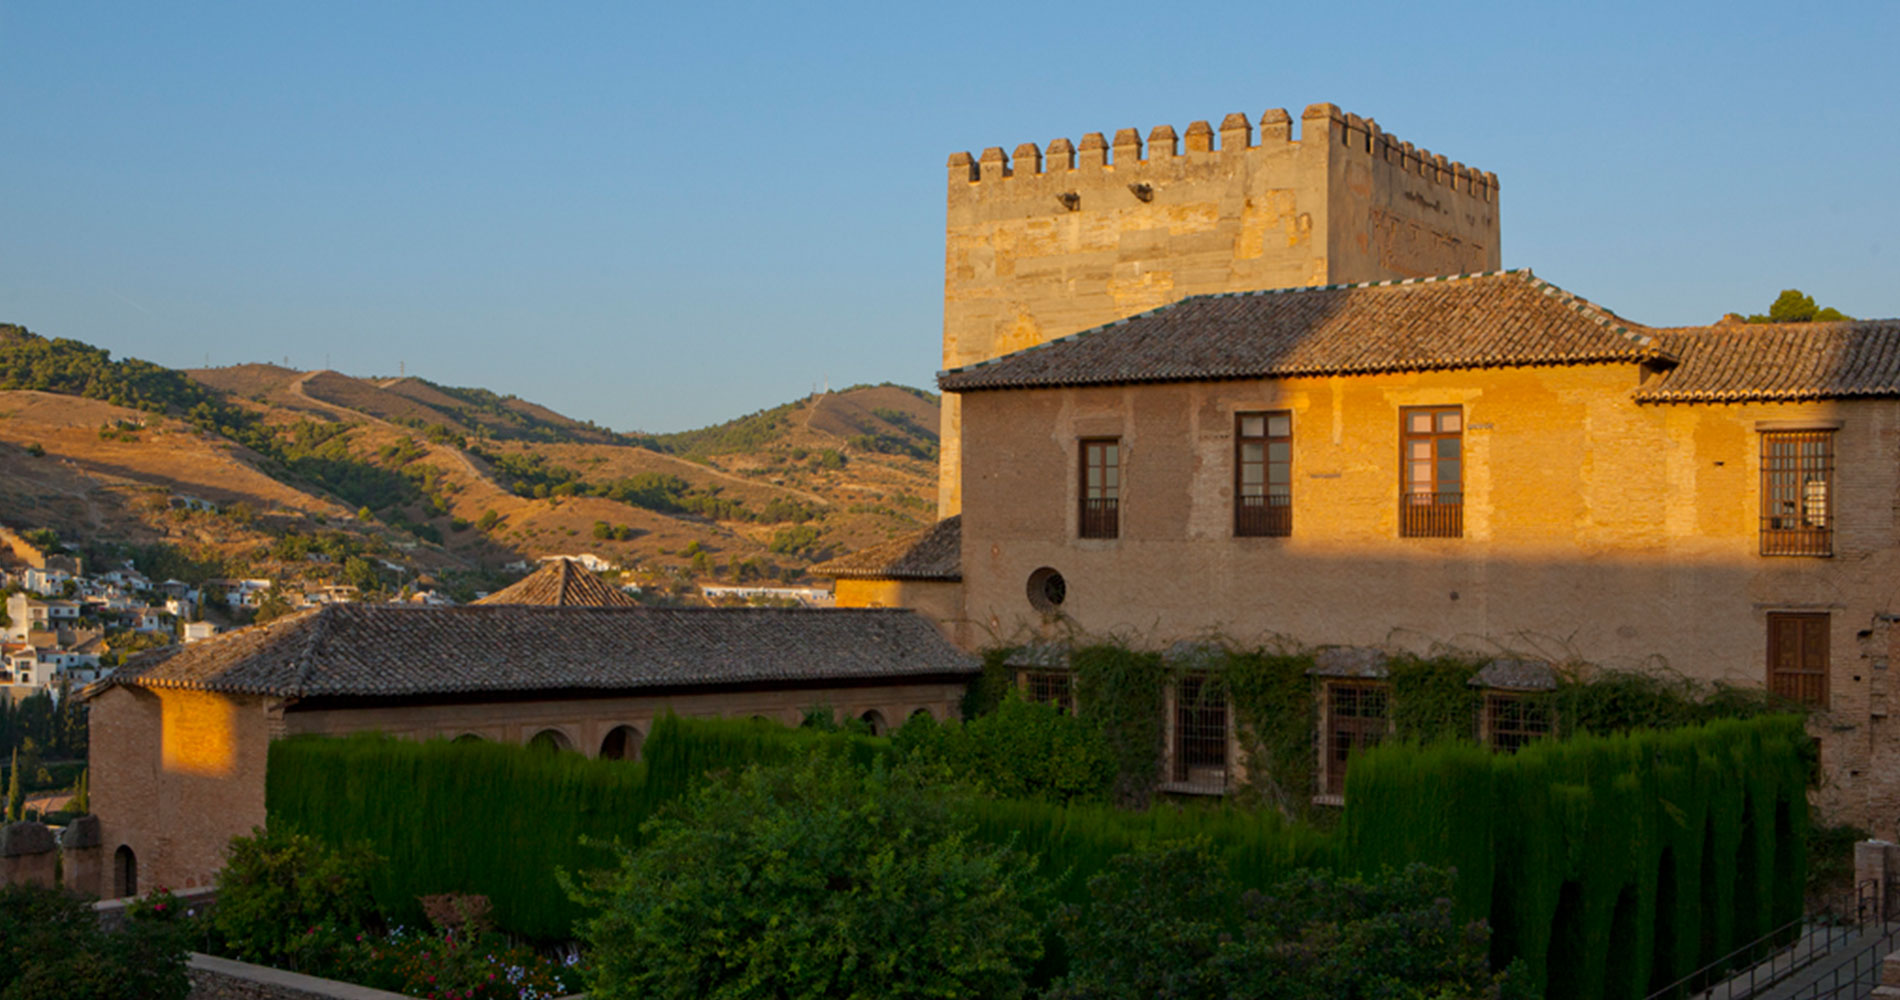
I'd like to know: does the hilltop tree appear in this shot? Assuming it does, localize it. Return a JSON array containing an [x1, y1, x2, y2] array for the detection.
[[1746, 289, 1853, 324]]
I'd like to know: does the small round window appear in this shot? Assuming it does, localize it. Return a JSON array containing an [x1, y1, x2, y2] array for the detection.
[[1026, 567, 1066, 613]]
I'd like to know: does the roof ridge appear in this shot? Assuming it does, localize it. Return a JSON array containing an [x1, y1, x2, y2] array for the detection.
[[1516, 272, 1665, 356], [289, 605, 338, 697]]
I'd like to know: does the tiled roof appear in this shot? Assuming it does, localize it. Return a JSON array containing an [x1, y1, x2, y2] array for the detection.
[[473, 558, 638, 607], [939, 270, 1663, 392], [810, 516, 961, 581], [1634, 321, 1900, 402], [99, 603, 975, 699]]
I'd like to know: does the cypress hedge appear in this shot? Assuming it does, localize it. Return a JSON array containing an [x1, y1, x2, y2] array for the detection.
[[1341, 714, 1809, 1000], [265, 714, 884, 940]]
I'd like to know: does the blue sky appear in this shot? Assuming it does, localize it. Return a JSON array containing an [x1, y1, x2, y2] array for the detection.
[[3, 2, 1896, 432]]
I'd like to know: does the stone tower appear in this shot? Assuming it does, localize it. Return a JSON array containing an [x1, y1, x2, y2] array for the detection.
[[938, 102, 1502, 513]]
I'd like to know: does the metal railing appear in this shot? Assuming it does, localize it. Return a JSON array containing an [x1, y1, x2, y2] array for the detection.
[[1643, 917, 1853, 1000], [1079, 497, 1118, 539], [1400, 493, 1462, 538], [1235, 494, 1291, 537], [1775, 920, 1900, 1000], [1761, 523, 1832, 557]]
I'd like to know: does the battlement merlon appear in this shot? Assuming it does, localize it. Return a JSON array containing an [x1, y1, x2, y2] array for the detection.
[[945, 103, 1498, 205]]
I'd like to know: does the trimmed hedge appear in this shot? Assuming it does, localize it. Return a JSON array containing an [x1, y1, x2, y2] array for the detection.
[[1342, 714, 1809, 1000], [265, 714, 884, 940]]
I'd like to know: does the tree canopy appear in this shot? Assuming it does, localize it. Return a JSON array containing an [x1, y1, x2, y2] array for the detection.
[[1745, 289, 1852, 324]]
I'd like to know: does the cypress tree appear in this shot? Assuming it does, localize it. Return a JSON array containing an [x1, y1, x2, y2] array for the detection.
[[6, 747, 22, 822], [72, 767, 89, 814]]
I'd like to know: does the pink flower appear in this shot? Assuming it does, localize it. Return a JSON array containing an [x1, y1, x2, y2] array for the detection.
[[155, 903, 166, 911]]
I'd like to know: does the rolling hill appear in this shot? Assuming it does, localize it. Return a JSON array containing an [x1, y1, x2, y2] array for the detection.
[[0, 323, 940, 601]]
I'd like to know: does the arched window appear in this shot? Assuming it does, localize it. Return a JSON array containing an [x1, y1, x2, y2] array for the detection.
[[114, 845, 138, 898], [598, 725, 643, 761], [910, 707, 935, 722], [452, 733, 484, 744], [858, 710, 888, 737], [527, 729, 575, 753]]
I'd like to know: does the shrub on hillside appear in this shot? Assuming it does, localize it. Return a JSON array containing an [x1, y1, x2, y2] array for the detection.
[[564, 749, 1048, 1000]]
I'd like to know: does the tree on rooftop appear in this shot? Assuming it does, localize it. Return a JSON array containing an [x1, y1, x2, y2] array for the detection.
[[1747, 289, 1852, 324]]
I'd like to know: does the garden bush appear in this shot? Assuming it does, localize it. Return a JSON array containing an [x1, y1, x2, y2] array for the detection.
[[0, 883, 188, 1000], [563, 749, 1048, 1000], [893, 693, 1116, 803], [213, 826, 381, 971]]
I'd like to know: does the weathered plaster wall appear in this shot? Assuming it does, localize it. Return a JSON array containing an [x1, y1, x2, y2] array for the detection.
[[955, 366, 1900, 833], [832, 578, 970, 646]]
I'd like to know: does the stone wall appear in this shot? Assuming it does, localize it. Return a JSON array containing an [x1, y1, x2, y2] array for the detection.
[[186, 954, 411, 1000], [955, 364, 1900, 833], [937, 102, 1502, 513]]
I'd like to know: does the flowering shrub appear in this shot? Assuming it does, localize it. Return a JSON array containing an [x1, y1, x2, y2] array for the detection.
[[337, 925, 577, 1000]]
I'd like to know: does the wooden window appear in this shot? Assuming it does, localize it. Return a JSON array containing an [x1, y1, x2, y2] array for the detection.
[[1761, 431, 1833, 556], [1483, 692, 1552, 753], [1767, 612, 1829, 707], [1172, 674, 1229, 792], [1079, 438, 1120, 539], [1236, 412, 1292, 537], [1400, 407, 1463, 538], [1019, 670, 1075, 714], [1324, 681, 1388, 796]]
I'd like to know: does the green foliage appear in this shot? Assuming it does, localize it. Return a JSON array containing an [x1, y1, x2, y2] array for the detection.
[[265, 715, 884, 940], [893, 695, 1116, 803], [476, 508, 501, 531], [5, 748, 20, 822], [126, 542, 226, 585], [1342, 715, 1810, 999], [1745, 289, 1853, 324], [71, 768, 88, 814], [768, 523, 825, 557], [1050, 843, 1526, 1000], [0, 324, 223, 415], [0, 883, 189, 1000], [563, 750, 1048, 1000], [1387, 655, 1484, 742], [1071, 644, 1169, 805], [1222, 650, 1319, 818], [213, 827, 382, 971]]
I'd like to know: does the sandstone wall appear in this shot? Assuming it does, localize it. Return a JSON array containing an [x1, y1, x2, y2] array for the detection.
[[955, 366, 1900, 833], [938, 102, 1501, 513]]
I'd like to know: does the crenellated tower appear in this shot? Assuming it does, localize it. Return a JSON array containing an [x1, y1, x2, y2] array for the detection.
[[938, 102, 1501, 513]]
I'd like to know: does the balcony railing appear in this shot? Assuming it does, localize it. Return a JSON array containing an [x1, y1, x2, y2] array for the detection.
[[1400, 492, 1462, 538], [1080, 497, 1119, 539], [1235, 494, 1291, 537], [1760, 521, 1831, 557]]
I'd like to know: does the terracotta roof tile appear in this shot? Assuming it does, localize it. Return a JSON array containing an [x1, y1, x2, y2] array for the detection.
[[474, 558, 638, 607], [938, 271, 1662, 392], [99, 603, 975, 699], [1634, 321, 1900, 402], [811, 517, 961, 581]]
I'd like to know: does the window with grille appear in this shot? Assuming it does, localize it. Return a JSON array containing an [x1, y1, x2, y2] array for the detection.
[[1400, 407, 1463, 538], [1172, 673, 1229, 792], [1079, 439, 1120, 539], [1483, 693, 1552, 753], [1761, 431, 1833, 556], [1236, 411, 1292, 537], [1325, 682, 1388, 796], [1767, 612, 1829, 707], [1019, 670, 1075, 713]]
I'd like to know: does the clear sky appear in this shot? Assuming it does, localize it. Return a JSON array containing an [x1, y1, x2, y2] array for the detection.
[[4, 2, 1896, 432]]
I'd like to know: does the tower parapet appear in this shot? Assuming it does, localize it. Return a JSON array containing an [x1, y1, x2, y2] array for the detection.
[[937, 102, 1502, 514]]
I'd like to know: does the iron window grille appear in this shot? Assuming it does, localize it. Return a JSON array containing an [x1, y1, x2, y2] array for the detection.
[[1325, 681, 1389, 796], [1760, 431, 1833, 556], [1079, 438, 1120, 539], [1019, 670, 1075, 713], [1172, 673, 1229, 793], [1236, 411, 1293, 537], [1483, 692, 1552, 753], [1400, 407, 1463, 538]]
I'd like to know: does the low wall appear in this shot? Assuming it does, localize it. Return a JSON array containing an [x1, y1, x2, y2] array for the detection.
[[94, 884, 218, 933], [187, 954, 410, 1000]]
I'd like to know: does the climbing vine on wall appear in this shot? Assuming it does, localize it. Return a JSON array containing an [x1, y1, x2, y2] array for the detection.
[[1069, 644, 1168, 806]]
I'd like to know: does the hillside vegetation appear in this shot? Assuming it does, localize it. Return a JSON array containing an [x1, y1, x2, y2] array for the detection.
[[0, 323, 940, 601]]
